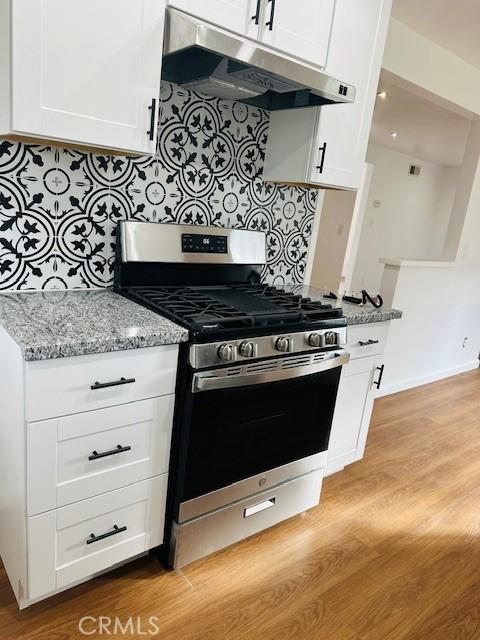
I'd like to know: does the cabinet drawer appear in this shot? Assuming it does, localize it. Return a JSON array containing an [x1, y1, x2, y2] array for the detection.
[[28, 475, 167, 599], [27, 397, 174, 515], [26, 345, 179, 421], [346, 322, 389, 360]]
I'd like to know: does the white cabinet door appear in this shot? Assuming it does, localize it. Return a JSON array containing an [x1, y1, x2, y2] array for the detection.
[[308, 0, 391, 188], [11, 0, 165, 154], [259, 0, 335, 68], [167, 0, 261, 39], [327, 354, 381, 474]]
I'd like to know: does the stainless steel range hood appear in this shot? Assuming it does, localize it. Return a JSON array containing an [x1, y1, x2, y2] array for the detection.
[[162, 9, 356, 111]]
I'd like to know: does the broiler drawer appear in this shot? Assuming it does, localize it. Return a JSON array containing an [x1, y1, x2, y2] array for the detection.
[[170, 470, 323, 568]]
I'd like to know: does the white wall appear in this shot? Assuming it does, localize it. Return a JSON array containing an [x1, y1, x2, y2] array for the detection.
[[351, 144, 458, 292], [443, 118, 480, 263], [378, 263, 480, 395]]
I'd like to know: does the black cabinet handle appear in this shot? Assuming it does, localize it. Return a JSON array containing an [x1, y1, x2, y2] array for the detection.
[[251, 0, 261, 24], [86, 524, 127, 545], [88, 444, 132, 461], [374, 364, 385, 389], [358, 339, 380, 347], [316, 142, 327, 173], [147, 97, 157, 141], [90, 377, 136, 391], [266, 0, 275, 30]]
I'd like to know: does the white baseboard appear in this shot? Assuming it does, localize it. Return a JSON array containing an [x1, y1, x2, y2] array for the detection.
[[377, 360, 479, 397]]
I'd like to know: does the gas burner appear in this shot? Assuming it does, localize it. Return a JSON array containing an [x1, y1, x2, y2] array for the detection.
[[125, 284, 342, 339]]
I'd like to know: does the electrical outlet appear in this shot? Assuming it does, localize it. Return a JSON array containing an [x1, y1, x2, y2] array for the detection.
[[463, 337, 469, 348]]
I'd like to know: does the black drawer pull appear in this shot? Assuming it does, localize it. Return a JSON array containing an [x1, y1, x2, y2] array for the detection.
[[90, 377, 135, 391], [373, 364, 385, 389], [147, 97, 157, 141], [86, 524, 127, 545], [88, 444, 132, 461], [358, 339, 380, 346]]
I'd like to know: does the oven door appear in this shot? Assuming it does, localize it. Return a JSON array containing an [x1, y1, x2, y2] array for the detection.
[[180, 351, 349, 518]]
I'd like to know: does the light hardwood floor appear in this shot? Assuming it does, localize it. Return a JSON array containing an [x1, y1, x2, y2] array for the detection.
[[2, 369, 480, 639]]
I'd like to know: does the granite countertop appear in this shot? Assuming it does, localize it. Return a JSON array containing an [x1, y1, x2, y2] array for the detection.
[[0, 289, 189, 361], [0, 285, 402, 362], [283, 285, 403, 325]]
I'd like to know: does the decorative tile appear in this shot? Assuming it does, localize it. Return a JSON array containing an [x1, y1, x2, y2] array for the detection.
[[0, 81, 318, 291], [0, 230, 57, 291]]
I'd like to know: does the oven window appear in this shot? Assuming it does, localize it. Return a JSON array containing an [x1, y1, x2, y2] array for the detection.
[[183, 368, 341, 501]]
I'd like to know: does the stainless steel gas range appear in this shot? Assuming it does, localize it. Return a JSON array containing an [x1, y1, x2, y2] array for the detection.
[[114, 221, 350, 568]]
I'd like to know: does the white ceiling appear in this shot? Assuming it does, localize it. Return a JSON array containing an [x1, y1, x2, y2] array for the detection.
[[370, 72, 472, 166], [392, 0, 480, 69]]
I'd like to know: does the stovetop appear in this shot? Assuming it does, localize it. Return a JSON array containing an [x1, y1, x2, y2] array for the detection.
[[122, 284, 345, 341]]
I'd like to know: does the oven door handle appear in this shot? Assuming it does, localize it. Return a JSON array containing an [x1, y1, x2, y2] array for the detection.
[[192, 352, 350, 393]]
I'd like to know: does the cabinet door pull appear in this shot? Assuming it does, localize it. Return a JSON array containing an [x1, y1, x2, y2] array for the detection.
[[266, 0, 275, 30], [251, 0, 261, 24], [147, 97, 157, 141], [86, 524, 127, 545], [90, 377, 136, 391], [358, 339, 379, 346], [88, 444, 132, 461], [373, 364, 385, 389], [316, 142, 327, 173]]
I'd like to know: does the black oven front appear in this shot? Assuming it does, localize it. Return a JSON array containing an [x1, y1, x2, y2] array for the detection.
[[169, 349, 349, 524]]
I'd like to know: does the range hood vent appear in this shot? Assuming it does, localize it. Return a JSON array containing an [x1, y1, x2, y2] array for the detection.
[[162, 9, 356, 111]]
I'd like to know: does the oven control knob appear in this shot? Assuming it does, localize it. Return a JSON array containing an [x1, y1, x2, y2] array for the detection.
[[308, 333, 323, 348], [324, 331, 338, 346], [239, 341, 258, 358], [217, 344, 237, 362], [275, 336, 293, 353]]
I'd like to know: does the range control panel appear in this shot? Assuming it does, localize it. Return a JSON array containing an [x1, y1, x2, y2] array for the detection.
[[182, 233, 228, 254]]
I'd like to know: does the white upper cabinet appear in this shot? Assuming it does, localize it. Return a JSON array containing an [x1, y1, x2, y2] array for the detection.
[[1, 0, 165, 154], [167, 0, 335, 68], [263, 0, 392, 190], [167, 0, 261, 40], [259, 0, 335, 68], [309, 0, 391, 187]]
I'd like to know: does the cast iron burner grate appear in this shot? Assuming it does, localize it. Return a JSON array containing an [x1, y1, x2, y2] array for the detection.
[[126, 284, 342, 334]]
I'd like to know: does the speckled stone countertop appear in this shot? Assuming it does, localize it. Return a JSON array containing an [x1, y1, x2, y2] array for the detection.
[[0, 289, 189, 361], [283, 285, 403, 325]]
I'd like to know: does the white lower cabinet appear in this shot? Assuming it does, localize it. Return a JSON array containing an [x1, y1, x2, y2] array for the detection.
[[327, 322, 389, 474], [28, 475, 167, 600], [0, 334, 179, 608]]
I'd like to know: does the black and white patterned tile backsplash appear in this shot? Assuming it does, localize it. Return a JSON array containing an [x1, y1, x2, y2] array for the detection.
[[0, 82, 317, 291]]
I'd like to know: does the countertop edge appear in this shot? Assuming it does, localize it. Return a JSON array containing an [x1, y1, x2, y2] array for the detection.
[[345, 309, 403, 325], [20, 332, 190, 362]]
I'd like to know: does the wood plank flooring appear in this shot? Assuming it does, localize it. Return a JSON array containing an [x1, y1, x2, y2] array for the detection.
[[2, 369, 480, 639]]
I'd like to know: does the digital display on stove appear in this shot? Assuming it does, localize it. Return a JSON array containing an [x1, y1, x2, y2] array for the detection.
[[181, 233, 228, 254]]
